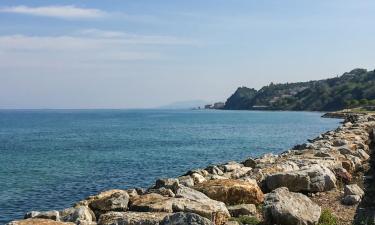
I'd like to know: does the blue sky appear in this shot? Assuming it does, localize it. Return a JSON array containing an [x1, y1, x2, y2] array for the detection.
[[1, 0, 375, 108]]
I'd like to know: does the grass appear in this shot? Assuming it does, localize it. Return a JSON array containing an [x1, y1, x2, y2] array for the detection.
[[229, 216, 261, 225], [318, 209, 338, 225]]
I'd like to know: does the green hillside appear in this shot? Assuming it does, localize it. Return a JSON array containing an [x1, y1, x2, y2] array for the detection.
[[224, 68, 375, 111]]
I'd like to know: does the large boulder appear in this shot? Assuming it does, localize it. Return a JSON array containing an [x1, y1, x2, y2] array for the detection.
[[98, 211, 170, 225], [178, 176, 195, 187], [89, 190, 129, 214], [155, 178, 179, 192], [76, 189, 129, 216], [341, 184, 365, 205], [194, 179, 264, 205], [344, 184, 364, 197], [129, 193, 230, 225], [263, 187, 321, 225], [7, 219, 75, 225], [130, 193, 174, 213], [227, 204, 256, 217], [24, 211, 60, 221], [266, 165, 336, 192], [160, 212, 214, 225], [59, 206, 96, 223], [342, 195, 361, 205]]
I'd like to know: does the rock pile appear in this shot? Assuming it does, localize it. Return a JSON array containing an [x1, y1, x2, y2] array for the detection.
[[7, 113, 375, 225]]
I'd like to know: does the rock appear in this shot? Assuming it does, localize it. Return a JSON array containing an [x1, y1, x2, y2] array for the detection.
[[89, 190, 129, 214], [194, 179, 264, 205], [160, 212, 214, 225], [59, 206, 95, 223], [24, 210, 60, 221], [147, 188, 175, 197], [171, 198, 229, 225], [178, 176, 195, 187], [206, 174, 228, 180], [225, 167, 252, 179], [263, 187, 321, 225], [332, 139, 348, 147], [227, 204, 256, 217], [341, 160, 353, 173], [220, 162, 243, 172], [355, 149, 370, 161], [127, 189, 139, 199], [191, 173, 206, 184], [155, 178, 179, 192], [130, 193, 230, 225], [344, 184, 364, 197], [345, 155, 362, 171], [342, 195, 361, 205], [98, 211, 170, 225], [242, 158, 256, 168], [333, 167, 352, 184], [314, 152, 332, 158], [266, 165, 336, 192], [205, 165, 224, 175], [338, 146, 353, 155], [130, 193, 174, 213], [175, 186, 210, 201], [7, 219, 75, 225]]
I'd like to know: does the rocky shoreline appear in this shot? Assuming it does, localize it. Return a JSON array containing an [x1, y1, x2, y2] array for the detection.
[[7, 112, 375, 225]]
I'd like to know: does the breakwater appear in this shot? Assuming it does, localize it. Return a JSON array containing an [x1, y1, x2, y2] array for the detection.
[[7, 113, 375, 225]]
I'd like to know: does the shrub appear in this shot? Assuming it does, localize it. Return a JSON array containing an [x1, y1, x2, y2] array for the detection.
[[318, 209, 338, 225]]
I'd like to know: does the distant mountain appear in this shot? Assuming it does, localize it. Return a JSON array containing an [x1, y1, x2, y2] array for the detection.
[[224, 68, 375, 111], [159, 100, 209, 109]]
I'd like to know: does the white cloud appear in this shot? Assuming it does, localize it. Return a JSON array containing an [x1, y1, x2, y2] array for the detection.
[[0, 5, 106, 19], [0, 29, 198, 68]]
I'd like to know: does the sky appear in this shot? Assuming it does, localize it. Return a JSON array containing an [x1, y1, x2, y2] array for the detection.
[[0, 0, 375, 109]]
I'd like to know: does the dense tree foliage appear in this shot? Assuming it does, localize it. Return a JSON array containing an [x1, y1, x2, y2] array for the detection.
[[224, 68, 375, 111]]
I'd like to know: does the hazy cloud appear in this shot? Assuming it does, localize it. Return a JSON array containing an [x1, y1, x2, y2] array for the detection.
[[0, 29, 198, 68], [0, 5, 106, 19]]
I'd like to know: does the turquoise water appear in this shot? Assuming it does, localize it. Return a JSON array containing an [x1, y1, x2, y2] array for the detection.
[[0, 110, 341, 224]]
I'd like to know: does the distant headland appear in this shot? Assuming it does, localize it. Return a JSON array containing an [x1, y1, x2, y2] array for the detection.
[[222, 68, 375, 112]]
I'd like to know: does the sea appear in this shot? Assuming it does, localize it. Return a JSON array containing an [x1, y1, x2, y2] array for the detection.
[[0, 109, 342, 224]]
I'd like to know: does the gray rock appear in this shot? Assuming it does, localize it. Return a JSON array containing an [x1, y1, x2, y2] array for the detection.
[[242, 158, 256, 168], [59, 206, 95, 223], [89, 190, 129, 213], [155, 178, 179, 192], [178, 176, 195, 187], [220, 162, 243, 172], [24, 210, 60, 221], [175, 186, 210, 201], [355, 149, 370, 161], [98, 211, 170, 225], [266, 165, 336, 192], [227, 204, 256, 217], [344, 184, 364, 197], [205, 165, 224, 176], [191, 173, 206, 184], [342, 195, 361, 205], [264, 187, 321, 225], [332, 139, 348, 147], [160, 212, 214, 225], [147, 188, 175, 197]]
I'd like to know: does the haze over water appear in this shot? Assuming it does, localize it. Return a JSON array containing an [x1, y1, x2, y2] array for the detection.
[[0, 109, 341, 224]]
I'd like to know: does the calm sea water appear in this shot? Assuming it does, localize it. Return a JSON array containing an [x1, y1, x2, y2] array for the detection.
[[0, 109, 341, 224]]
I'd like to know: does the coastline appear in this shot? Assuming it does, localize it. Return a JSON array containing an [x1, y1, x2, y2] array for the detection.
[[7, 112, 375, 225]]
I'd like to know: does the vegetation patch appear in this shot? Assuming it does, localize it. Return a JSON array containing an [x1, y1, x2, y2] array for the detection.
[[318, 209, 338, 225]]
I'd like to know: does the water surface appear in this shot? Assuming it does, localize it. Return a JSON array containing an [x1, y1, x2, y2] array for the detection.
[[0, 109, 341, 224]]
